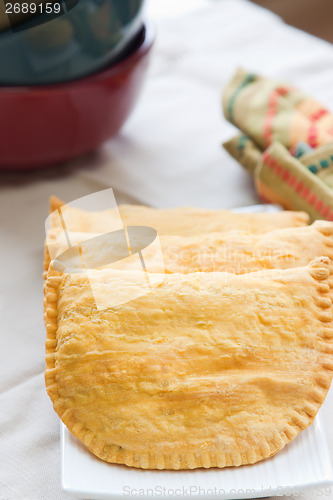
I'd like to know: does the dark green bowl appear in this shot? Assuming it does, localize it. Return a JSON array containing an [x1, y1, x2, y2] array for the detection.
[[0, 0, 145, 85]]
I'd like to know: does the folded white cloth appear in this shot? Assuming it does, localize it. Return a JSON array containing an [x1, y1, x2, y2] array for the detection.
[[1, 1, 333, 499]]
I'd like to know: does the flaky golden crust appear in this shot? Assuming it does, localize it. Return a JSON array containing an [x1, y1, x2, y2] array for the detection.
[[44, 221, 333, 276], [45, 258, 333, 470], [118, 205, 309, 236], [49, 195, 64, 213], [44, 196, 310, 279], [161, 220, 333, 273], [48, 196, 309, 236]]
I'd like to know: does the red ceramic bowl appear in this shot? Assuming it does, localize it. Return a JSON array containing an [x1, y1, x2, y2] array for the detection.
[[0, 23, 154, 170]]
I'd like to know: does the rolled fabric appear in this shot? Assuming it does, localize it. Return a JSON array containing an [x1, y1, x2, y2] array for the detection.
[[223, 68, 333, 150], [300, 143, 333, 188], [255, 142, 333, 222], [223, 134, 261, 176], [222, 69, 333, 220]]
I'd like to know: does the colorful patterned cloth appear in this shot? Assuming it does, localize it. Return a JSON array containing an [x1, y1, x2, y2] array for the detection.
[[223, 68, 333, 221]]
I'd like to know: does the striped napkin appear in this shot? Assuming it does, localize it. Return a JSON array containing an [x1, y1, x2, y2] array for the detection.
[[223, 68, 333, 221]]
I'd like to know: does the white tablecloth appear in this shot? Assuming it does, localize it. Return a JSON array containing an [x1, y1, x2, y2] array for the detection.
[[1, 1, 333, 498]]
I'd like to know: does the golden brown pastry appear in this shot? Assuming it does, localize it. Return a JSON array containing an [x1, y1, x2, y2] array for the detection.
[[49, 196, 309, 236], [45, 258, 333, 470], [44, 221, 333, 276], [161, 221, 333, 273]]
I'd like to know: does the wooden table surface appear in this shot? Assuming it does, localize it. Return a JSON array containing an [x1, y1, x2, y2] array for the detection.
[[252, 0, 333, 43]]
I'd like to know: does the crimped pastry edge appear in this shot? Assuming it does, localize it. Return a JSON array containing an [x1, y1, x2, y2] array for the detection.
[[44, 257, 333, 470]]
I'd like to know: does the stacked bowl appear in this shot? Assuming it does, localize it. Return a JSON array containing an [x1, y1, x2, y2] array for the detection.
[[0, 0, 153, 169]]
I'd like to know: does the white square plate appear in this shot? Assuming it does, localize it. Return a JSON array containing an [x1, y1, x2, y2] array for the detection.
[[61, 204, 333, 499], [62, 414, 333, 500]]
